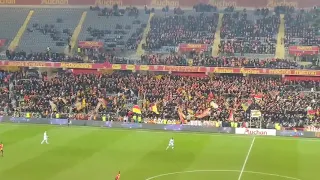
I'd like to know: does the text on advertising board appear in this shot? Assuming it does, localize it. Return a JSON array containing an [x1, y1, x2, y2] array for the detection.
[[41, 0, 69, 5], [236, 128, 276, 136], [0, 0, 320, 8]]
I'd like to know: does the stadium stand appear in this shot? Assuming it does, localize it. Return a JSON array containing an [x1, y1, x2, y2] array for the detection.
[[219, 8, 280, 57], [284, 8, 320, 47], [16, 8, 83, 53], [144, 10, 219, 52], [0, 6, 319, 130], [78, 6, 149, 53], [0, 8, 31, 50]]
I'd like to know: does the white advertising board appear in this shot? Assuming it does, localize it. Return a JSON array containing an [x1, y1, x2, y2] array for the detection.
[[236, 128, 276, 136]]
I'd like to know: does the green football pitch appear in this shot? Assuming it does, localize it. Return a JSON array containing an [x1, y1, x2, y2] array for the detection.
[[0, 124, 319, 180]]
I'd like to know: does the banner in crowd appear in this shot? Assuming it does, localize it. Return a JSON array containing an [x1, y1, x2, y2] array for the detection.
[[250, 110, 261, 118], [152, 46, 177, 54], [0, 39, 7, 48], [236, 128, 276, 136], [0, 0, 319, 8], [178, 43, 209, 52], [2, 60, 320, 77], [288, 46, 319, 56], [78, 41, 104, 48]]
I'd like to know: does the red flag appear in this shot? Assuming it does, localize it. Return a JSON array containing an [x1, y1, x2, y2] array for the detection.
[[254, 94, 263, 100], [307, 110, 317, 115], [195, 108, 211, 118], [228, 109, 234, 121], [178, 109, 186, 124]]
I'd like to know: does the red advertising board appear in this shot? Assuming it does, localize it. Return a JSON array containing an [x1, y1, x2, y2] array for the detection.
[[179, 43, 209, 52], [288, 46, 319, 56], [0, 0, 319, 8], [2, 60, 320, 77], [78, 41, 104, 48]]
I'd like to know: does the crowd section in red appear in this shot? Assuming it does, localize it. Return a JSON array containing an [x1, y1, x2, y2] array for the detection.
[[0, 71, 319, 129]]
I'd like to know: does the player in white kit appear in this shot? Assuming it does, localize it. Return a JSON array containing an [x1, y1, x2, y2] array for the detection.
[[166, 138, 174, 150], [41, 131, 49, 144]]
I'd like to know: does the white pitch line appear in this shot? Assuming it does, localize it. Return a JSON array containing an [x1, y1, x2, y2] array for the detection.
[[238, 136, 256, 180]]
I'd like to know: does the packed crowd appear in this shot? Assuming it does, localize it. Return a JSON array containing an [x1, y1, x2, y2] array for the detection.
[[4, 49, 311, 70], [219, 9, 279, 55], [6, 50, 84, 62], [284, 8, 320, 47], [0, 70, 319, 129], [140, 54, 305, 69], [144, 13, 219, 50]]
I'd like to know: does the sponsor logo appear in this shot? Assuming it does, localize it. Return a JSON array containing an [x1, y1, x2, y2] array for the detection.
[[315, 132, 320, 138], [8, 61, 47, 67], [95, 0, 123, 6], [60, 63, 92, 69], [0, 0, 15, 4], [41, 0, 69, 5], [244, 128, 267, 135], [112, 64, 121, 69], [163, 66, 200, 72], [139, 65, 149, 71], [267, 0, 298, 8], [208, 0, 237, 8], [296, 46, 314, 51], [50, 119, 68, 125], [236, 128, 276, 136], [240, 68, 261, 75], [213, 68, 234, 74], [104, 121, 112, 127], [150, 0, 179, 7], [268, 69, 291, 75], [293, 70, 317, 76], [164, 124, 183, 131], [126, 65, 135, 70], [121, 123, 142, 129], [219, 127, 232, 133], [280, 131, 304, 137], [10, 117, 29, 122]]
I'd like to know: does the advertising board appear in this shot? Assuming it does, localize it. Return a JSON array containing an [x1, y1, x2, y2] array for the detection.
[[78, 41, 104, 49], [288, 46, 319, 56], [236, 128, 276, 136], [315, 132, 320, 138], [2, 60, 320, 76], [0, 0, 319, 8], [278, 130, 304, 137], [178, 43, 209, 52]]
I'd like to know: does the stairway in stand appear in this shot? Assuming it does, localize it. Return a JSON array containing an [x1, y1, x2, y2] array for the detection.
[[136, 13, 154, 57], [275, 14, 285, 59], [67, 11, 87, 56], [211, 13, 224, 57], [8, 10, 34, 51]]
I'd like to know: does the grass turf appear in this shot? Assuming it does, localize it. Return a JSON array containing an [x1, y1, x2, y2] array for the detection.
[[0, 124, 318, 180]]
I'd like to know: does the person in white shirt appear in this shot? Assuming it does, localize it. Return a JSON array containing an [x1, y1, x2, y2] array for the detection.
[[166, 138, 174, 150], [41, 131, 49, 144]]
